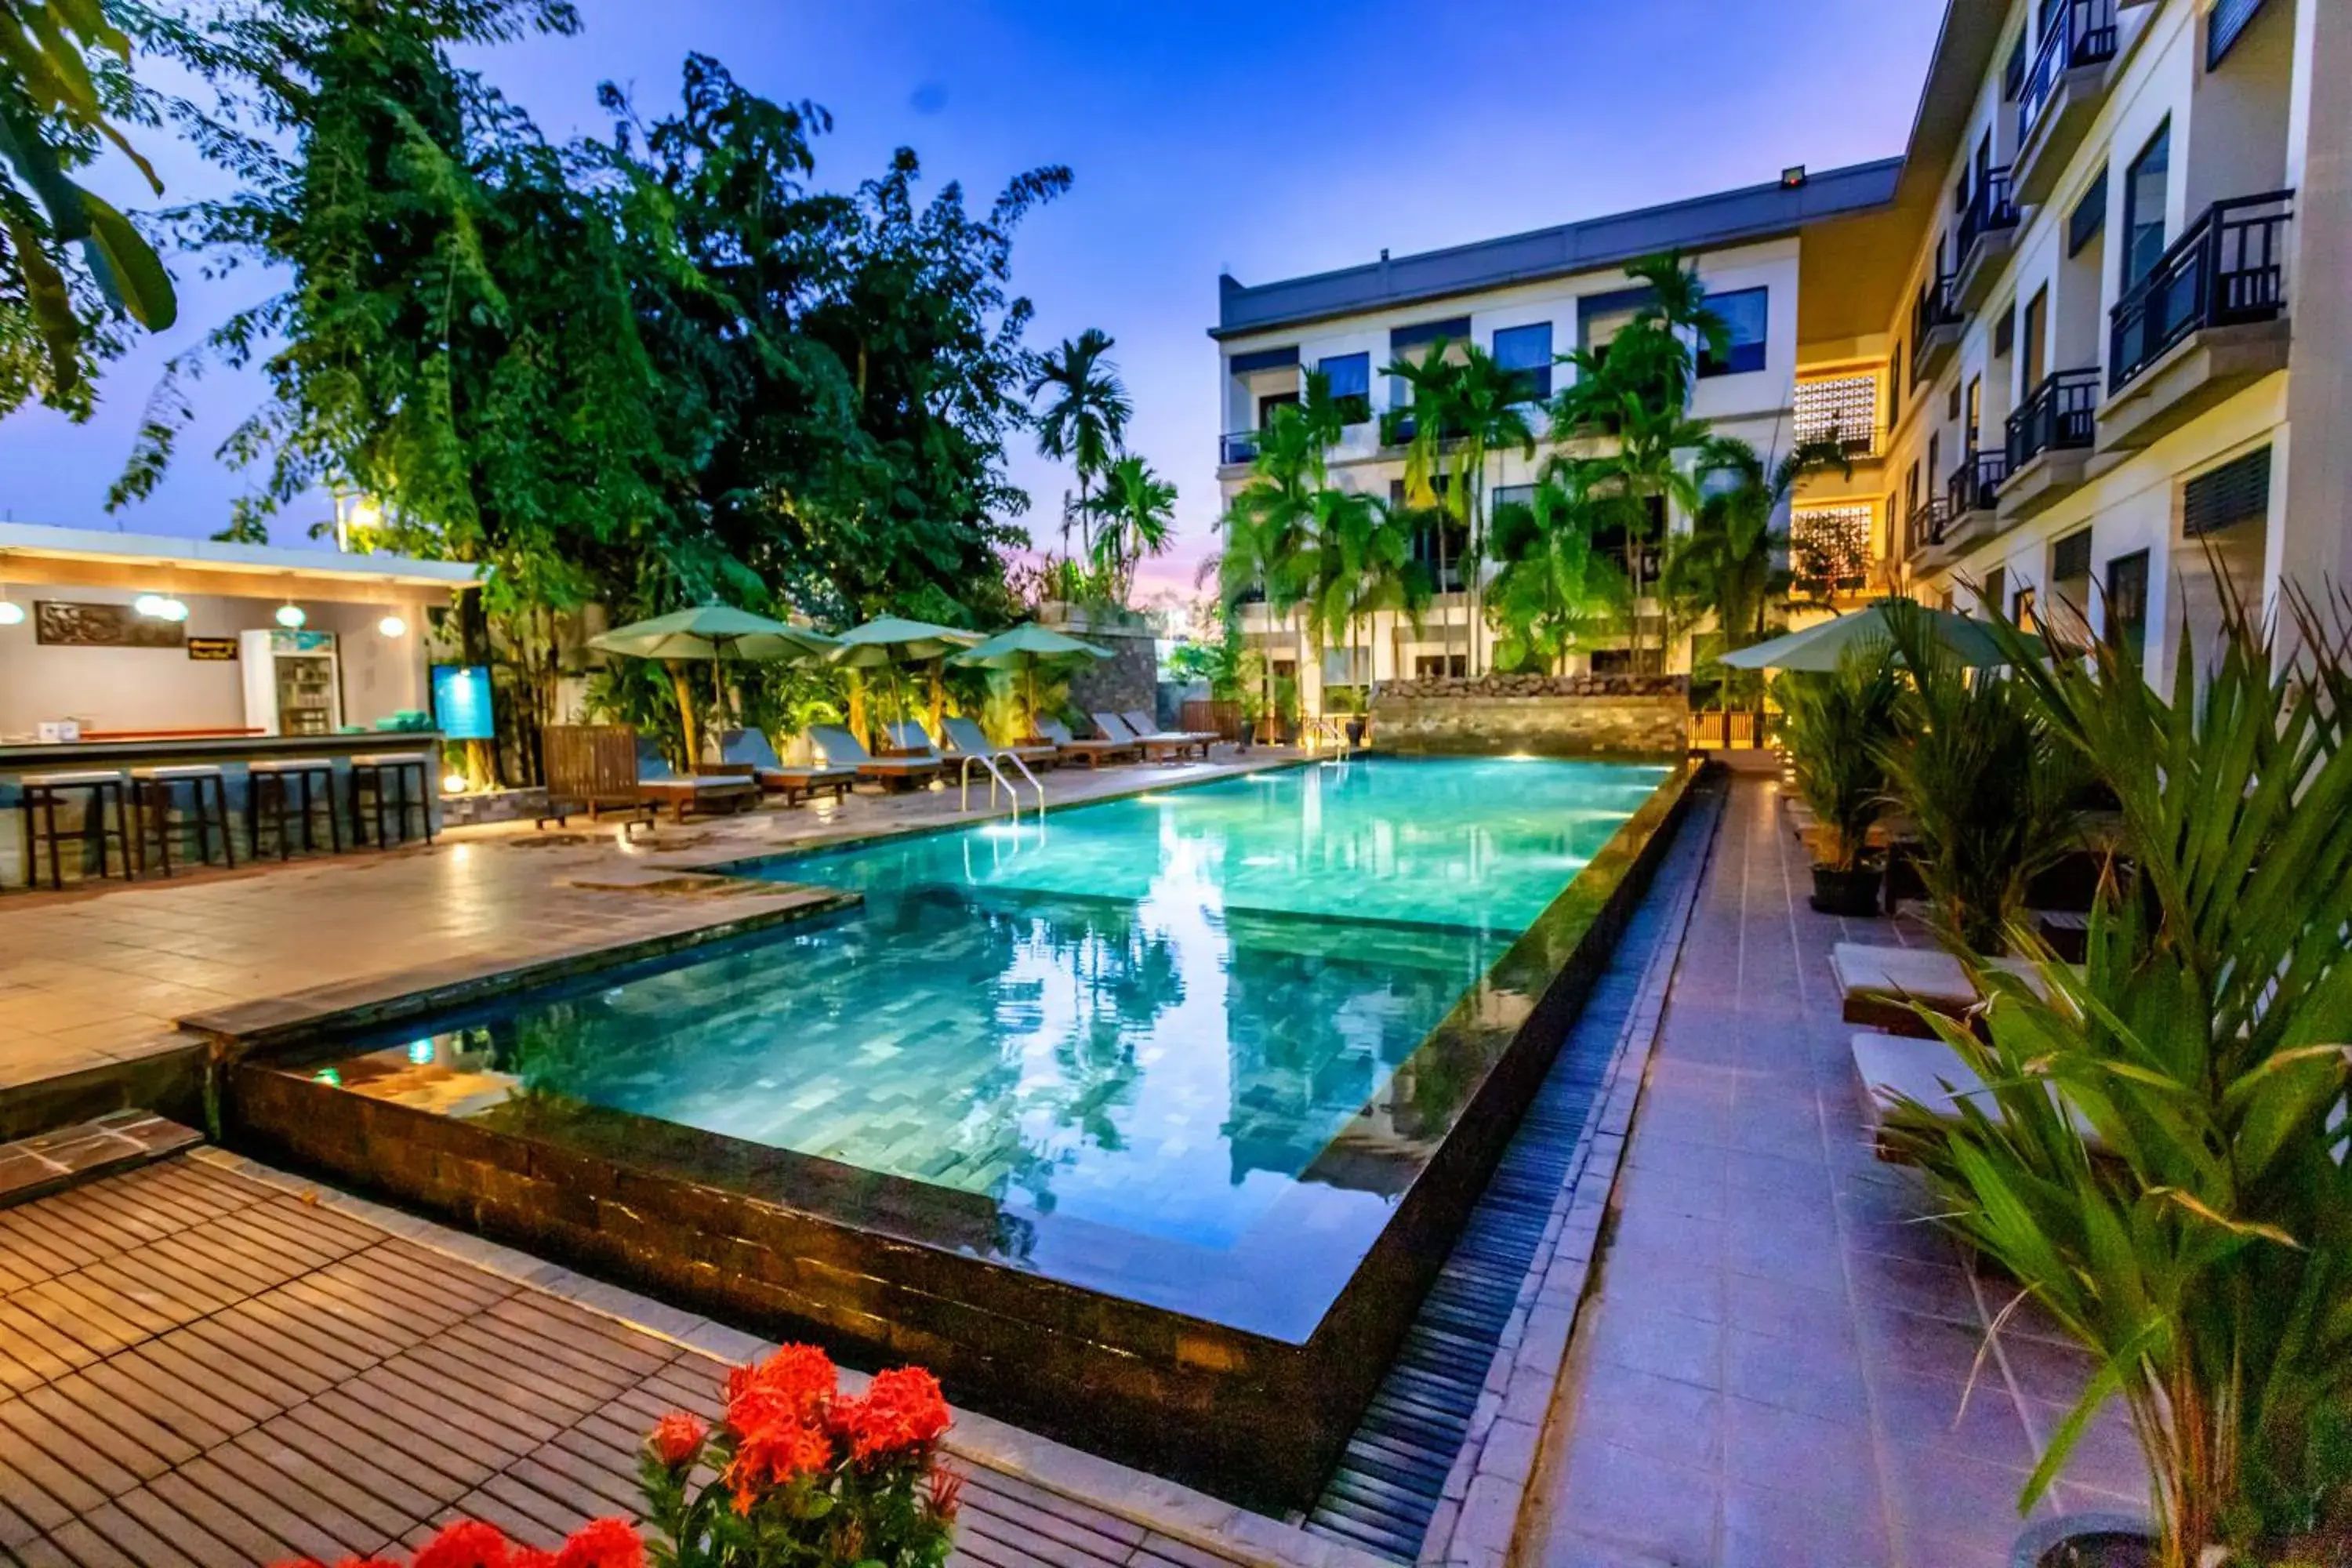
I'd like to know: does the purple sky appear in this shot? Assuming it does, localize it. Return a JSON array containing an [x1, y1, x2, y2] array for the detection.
[[0, 0, 1943, 602]]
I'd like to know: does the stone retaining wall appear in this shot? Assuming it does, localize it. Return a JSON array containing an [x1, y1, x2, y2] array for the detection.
[[1373, 676, 1690, 757]]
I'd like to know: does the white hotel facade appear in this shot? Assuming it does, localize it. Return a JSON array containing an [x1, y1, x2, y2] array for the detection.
[[1211, 0, 2349, 713]]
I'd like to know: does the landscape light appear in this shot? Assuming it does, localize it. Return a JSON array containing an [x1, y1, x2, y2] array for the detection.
[[276, 602, 307, 628], [379, 614, 408, 637], [442, 771, 470, 794]]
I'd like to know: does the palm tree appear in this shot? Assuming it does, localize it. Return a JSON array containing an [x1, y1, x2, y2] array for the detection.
[[1299, 488, 1429, 713], [1382, 343, 1468, 672], [1025, 328, 1133, 558], [1665, 434, 1853, 702], [1448, 343, 1537, 677], [1485, 470, 1621, 674], [1216, 401, 1327, 739], [1086, 455, 1177, 604]]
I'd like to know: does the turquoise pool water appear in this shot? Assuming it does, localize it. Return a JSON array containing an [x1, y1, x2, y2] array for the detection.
[[311, 756, 1668, 1337]]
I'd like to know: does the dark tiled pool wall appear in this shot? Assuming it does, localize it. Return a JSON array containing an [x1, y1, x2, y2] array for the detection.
[[226, 764, 1698, 1510]]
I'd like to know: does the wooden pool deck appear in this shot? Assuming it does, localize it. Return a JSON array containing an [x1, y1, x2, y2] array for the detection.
[[0, 1156, 1290, 1568]]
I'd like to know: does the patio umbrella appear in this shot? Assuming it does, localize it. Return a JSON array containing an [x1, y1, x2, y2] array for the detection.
[[949, 623, 1112, 738], [1717, 597, 2043, 671], [826, 616, 985, 742], [590, 604, 837, 762]]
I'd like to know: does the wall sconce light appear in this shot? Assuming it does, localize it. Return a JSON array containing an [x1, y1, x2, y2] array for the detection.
[[0, 594, 22, 627], [1781, 165, 1808, 189], [379, 614, 408, 638], [275, 602, 307, 629]]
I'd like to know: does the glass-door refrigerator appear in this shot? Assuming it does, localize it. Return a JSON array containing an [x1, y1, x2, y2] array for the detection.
[[240, 629, 344, 735]]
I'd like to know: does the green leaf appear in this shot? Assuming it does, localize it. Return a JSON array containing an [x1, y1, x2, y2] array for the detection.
[[76, 191, 176, 330]]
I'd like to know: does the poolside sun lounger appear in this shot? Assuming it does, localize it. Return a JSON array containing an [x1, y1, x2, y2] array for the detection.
[[1122, 709, 1217, 756], [717, 728, 856, 806], [1831, 942, 2061, 1037], [627, 734, 760, 821], [1097, 711, 1208, 763], [1852, 1029, 2105, 1158], [808, 724, 942, 790], [938, 716, 1058, 772], [884, 721, 951, 765], [1035, 716, 1140, 768]]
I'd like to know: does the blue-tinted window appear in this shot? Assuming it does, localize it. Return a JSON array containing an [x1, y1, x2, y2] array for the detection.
[[1319, 352, 1371, 424], [1698, 288, 1769, 377], [2122, 124, 2170, 291], [1491, 323, 1553, 401]]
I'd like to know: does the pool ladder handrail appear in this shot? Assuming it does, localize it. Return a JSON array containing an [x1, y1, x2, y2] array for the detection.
[[958, 749, 1047, 822]]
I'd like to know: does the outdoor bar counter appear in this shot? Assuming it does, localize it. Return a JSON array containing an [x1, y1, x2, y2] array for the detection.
[[0, 731, 446, 890]]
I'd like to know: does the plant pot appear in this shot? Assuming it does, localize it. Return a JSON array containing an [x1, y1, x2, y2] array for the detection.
[[2012, 1514, 2156, 1568], [1809, 862, 1885, 916], [1344, 717, 1368, 746]]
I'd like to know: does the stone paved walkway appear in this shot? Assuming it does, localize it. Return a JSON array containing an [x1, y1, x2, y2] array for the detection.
[[1523, 774, 2143, 1568], [0, 749, 1279, 1102]]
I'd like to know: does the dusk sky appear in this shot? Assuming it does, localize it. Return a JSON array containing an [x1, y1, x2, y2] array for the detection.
[[0, 0, 1945, 603]]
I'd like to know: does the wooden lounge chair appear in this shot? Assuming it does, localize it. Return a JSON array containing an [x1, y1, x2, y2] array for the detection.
[[630, 735, 760, 821], [1097, 711, 1207, 763], [1034, 716, 1139, 768], [1121, 709, 1216, 757], [1831, 942, 2059, 1038], [717, 728, 856, 806], [808, 724, 942, 791], [1852, 1029, 2104, 1159], [938, 716, 1057, 772]]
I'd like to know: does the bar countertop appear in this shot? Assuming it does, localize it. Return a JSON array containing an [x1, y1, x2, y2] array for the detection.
[[0, 731, 445, 772]]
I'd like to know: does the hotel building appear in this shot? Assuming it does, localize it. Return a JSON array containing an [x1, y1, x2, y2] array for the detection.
[[1210, 0, 2347, 711]]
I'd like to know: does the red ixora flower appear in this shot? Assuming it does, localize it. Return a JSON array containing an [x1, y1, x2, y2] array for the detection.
[[553, 1519, 645, 1568], [726, 1417, 833, 1511], [409, 1522, 521, 1568], [840, 1366, 953, 1461], [724, 1343, 837, 1439], [647, 1411, 706, 1469]]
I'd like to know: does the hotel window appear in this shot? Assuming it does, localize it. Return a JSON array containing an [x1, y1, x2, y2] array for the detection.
[[1319, 352, 1371, 426], [1490, 482, 1537, 519], [2182, 445, 2271, 537], [1414, 654, 1468, 678], [1577, 292, 1645, 364], [2122, 123, 2171, 291], [2023, 287, 2049, 390], [1257, 390, 1299, 429], [2013, 585, 2038, 632], [1889, 343, 1903, 424], [1697, 288, 1769, 377], [2106, 549, 2151, 670], [2050, 527, 2093, 637], [1492, 323, 1554, 402]]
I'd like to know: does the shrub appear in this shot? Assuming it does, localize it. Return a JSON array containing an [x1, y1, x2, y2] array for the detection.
[[1776, 641, 1903, 872]]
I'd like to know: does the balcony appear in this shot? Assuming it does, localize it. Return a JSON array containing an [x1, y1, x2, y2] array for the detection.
[[1218, 431, 1261, 467], [1905, 496, 1953, 565], [1911, 273, 1963, 384], [1999, 368, 2099, 521], [1938, 450, 2009, 557], [2101, 192, 2295, 451], [2015, 0, 2121, 204], [1952, 169, 2020, 310]]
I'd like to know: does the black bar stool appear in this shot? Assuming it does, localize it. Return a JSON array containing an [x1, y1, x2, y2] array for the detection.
[[350, 751, 436, 847], [130, 764, 237, 877], [16, 769, 135, 891], [248, 757, 343, 859]]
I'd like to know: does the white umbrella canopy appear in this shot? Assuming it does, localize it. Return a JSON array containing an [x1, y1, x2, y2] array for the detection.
[[1719, 598, 2044, 671]]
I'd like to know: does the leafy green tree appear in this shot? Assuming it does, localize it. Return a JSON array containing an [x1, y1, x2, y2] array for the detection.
[[1, 0, 176, 416], [1545, 252, 1726, 672], [1664, 434, 1849, 702], [1215, 397, 1328, 738], [1485, 470, 1620, 674], [1025, 326, 1129, 560], [1084, 453, 1174, 605]]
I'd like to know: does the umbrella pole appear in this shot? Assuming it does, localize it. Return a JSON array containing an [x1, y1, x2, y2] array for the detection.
[[668, 664, 701, 772]]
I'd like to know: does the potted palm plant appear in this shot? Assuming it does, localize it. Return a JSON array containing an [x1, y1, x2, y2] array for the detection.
[[1883, 595, 2352, 1568], [1776, 644, 1903, 915]]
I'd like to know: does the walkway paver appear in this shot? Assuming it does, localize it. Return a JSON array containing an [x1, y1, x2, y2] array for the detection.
[[1524, 774, 2144, 1568], [0, 1155, 1284, 1568]]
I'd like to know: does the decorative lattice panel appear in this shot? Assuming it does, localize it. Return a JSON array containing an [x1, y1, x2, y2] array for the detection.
[[1795, 373, 1883, 457], [1791, 504, 1875, 595]]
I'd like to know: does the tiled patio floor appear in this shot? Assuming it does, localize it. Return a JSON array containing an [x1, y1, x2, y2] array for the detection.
[[1524, 774, 2143, 1568], [0, 749, 1277, 1098], [0, 1154, 1295, 1568]]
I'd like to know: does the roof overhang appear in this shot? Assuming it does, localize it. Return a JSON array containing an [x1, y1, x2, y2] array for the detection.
[[1213, 158, 1904, 343], [0, 522, 482, 603]]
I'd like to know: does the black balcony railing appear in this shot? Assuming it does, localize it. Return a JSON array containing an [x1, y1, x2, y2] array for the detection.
[[1949, 450, 2009, 517], [1911, 274, 1962, 376], [2005, 368, 2100, 468], [1958, 168, 2020, 261], [2019, 0, 2119, 144], [2110, 191, 2295, 393], [1219, 431, 1260, 465], [1907, 497, 1953, 554]]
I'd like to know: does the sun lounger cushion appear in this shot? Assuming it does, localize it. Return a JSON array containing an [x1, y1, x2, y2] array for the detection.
[[1852, 1030, 2104, 1154], [1831, 942, 1980, 1035]]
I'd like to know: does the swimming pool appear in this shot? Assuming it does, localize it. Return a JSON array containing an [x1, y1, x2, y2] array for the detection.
[[248, 754, 1682, 1500]]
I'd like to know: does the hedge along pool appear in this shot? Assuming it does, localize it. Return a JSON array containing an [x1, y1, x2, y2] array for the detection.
[[241, 753, 1684, 1499]]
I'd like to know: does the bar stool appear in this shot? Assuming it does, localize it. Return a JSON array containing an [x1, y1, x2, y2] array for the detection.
[[17, 769, 135, 891], [248, 757, 343, 859], [130, 764, 236, 877], [350, 751, 436, 847]]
